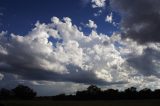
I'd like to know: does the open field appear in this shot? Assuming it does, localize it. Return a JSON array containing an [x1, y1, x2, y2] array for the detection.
[[1, 100, 160, 106]]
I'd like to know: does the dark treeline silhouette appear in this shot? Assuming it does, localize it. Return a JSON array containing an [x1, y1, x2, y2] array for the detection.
[[52, 85, 160, 100], [1, 84, 160, 100], [0, 85, 36, 100]]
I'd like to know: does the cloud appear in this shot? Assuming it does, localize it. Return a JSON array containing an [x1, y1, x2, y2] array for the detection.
[[0, 72, 88, 96], [32, 81, 88, 96], [118, 38, 160, 78], [110, 0, 160, 43], [105, 12, 113, 23], [0, 73, 3, 80], [86, 20, 97, 29], [1, 16, 160, 94], [127, 45, 160, 77], [91, 0, 106, 16], [91, 0, 106, 8], [0, 17, 130, 86]]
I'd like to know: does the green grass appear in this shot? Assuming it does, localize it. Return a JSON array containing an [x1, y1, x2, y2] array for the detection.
[[1, 100, 160, 106]]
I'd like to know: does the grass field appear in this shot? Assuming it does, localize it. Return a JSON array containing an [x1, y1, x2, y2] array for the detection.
[[1, 100, 160, 106]]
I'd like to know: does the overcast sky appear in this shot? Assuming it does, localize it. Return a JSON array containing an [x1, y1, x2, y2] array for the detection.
[[0, 0, 160, 96]]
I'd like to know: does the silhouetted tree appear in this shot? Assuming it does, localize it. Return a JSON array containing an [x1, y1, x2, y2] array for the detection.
[[1, 84, 160, 100], [87, 85, 101, 94], [103, 89, 119, 99], [0, 103, 5, 106], [125, 87, 137, 93], [124, 87, 138, 99], [12, 85, 36, 99], [0, 88, 13, 99], [75, 85, 160, 100], [75, 85, 102, 99], [154, 89, 160, 98], [54, 93, 66, 100], [139, 88, 152, 98]]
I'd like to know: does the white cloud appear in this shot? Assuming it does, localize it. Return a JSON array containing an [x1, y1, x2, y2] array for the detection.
[[91, 0, 106, 8], [86, 20, 97, 29], [0, 17, 129, 84], [51, 17, 60, 24], [91, 0, 106, 17], [105, 13, 113, 23], [1, 16, 160, 93], [0, 73, 3, 80]]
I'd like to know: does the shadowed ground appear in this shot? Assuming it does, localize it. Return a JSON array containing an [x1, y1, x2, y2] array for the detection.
[[1, 100, 160, 106]]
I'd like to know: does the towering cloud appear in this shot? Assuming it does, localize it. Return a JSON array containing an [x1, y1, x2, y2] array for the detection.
[[111, 0, 160, 43], [1, 16, 160, 94], [0, 17, 130, 86]]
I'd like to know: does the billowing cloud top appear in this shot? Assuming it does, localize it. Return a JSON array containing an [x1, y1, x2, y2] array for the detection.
[[1, 16, 160, 92], [1, 0, 160, 96], [0, 17, 126, 85]]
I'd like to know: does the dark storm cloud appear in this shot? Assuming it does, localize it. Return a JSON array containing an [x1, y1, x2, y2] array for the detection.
[[0, 73, 21, 89], [0, 63, 125, 86], [127, 48, 160, 77], [111, 0, 160, 43]]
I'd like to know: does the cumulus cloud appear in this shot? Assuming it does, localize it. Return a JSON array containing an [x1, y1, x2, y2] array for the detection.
[[91, 0, 106, 8], [0, 17, 129, 86], [110, 0, 160, 43], [86, 20, 97, 29], [1, 16, 160, 94]]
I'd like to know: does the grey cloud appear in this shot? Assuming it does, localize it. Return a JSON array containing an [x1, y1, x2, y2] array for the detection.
[[0, 72, 88, 96], [127, 48, 160, 77], [0, 63, 125, 86], [111, 0, 160, 43]]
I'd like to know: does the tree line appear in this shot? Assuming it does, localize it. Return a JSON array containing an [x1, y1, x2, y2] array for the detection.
[[52, 85, 160, 100], [1, 85, 160, 100], [0, 85, 36, 100]]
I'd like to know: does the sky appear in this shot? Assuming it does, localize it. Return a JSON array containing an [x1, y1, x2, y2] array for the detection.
[[0, 0, 120, 35], [0, 0, 160, 96]]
